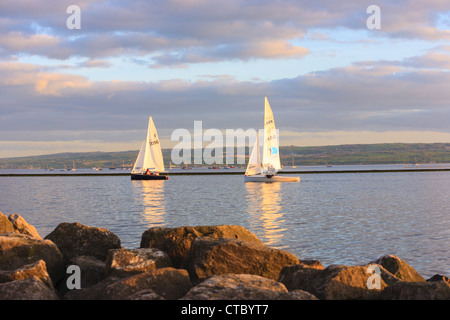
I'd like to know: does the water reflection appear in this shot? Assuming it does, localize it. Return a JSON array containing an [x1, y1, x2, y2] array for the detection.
[[132, 180, 166, 228], [245, 182, 287, 249]]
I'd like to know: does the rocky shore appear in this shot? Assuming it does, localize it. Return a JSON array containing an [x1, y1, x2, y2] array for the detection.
[[1, 211, 449, 300]]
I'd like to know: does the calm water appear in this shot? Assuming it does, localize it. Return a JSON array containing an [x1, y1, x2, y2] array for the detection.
[[0, 167, 449, 278]]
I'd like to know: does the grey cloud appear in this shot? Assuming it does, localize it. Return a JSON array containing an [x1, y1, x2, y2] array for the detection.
[[1, 56, 450, 137], [3, 0, 448, 64]]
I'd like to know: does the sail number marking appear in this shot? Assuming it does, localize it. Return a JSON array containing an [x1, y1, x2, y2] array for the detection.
[[149, 140, 160, 146]]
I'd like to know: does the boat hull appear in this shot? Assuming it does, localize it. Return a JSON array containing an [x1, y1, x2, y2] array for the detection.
[[131, 173, 169, 180], [244, 175, 300, 182]]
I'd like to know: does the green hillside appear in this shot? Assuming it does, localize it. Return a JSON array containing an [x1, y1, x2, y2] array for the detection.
[[1, 143, 450, 169]]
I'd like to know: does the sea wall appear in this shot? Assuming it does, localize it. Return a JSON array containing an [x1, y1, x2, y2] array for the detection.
[[0, 210, 449, 300]]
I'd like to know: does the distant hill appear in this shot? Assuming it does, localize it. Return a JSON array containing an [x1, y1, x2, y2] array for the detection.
[[1, 143, 450, 169], [283, 143, 450, 166]]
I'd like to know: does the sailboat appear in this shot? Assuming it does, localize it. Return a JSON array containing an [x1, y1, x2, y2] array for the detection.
[[244, 97, 300, 182], [131, 116, 169, 180]]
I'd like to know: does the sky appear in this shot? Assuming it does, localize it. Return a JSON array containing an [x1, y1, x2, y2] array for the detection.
[[1, 0, 450, 158]]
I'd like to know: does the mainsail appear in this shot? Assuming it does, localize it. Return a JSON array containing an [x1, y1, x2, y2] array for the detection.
[[144, 116, 165, 172], [133, 116, 165, 174], [262, 97, 281, 173]]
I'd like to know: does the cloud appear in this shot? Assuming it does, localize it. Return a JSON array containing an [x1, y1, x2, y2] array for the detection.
[[149, 40, 309, 68], [0, 61, 92, 95], [1, 50, 449, 135], [376, 1, 450, 40], [79, 59, 112, 68], [1, 1, 449, 65], [402, 46, 450, 69]]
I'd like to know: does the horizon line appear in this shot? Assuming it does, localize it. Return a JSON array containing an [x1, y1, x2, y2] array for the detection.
[[1, 141, 450, 160]]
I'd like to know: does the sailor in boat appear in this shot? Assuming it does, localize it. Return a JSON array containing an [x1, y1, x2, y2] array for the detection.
[[266, 165, 276, 178], [145, 169, 160, 176]]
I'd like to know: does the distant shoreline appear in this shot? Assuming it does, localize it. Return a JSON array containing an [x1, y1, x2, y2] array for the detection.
[[1, 168, 450, 177], [2, 142, 450, 170]]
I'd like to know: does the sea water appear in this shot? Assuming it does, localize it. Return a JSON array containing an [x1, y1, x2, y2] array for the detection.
[[0, 166, 449, 279]]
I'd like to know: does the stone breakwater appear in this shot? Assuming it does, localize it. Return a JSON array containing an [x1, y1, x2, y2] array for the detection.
[[0, 211, 449, 300]]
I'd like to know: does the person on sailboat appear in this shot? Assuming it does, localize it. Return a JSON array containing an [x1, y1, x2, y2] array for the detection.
[[266, 164, 276, 178], [145, 168, 159, 176]]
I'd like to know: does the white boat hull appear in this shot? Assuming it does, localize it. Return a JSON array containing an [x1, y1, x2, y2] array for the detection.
[[244, 175, 300, 182]]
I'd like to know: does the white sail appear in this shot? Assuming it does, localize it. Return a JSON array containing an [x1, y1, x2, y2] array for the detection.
[[131, 140, 146, 174], [262, 97, 281, 173], [245, 131, 262, 176], [143, 116, 165, 172]]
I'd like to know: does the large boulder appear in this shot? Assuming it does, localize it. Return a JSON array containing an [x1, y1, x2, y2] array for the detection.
[[181, 274, 289, 300], [140, 225, 263, 268], [369, 255, 425, 282], [44, 222, 121, 262], [279, 263, 399, 300], [0, 212, 41, 239], [105, 248, 172, 277], [0, 276, 59, 300], [0, 259, 53, 289], [0, 233, 64, 284], [65, 267, 192, 300], [185, 237, 299, 282]]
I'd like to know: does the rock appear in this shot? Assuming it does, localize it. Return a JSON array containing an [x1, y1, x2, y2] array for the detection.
[[71, 255, 106, 288], [127, 289, 165, 300], [140, 225, 263, 269], [8, 214, 42, 239], [278, 260, 324, 284], [380, 280, 450, 300], [0, 233, 64, 284], [105, 248, 172, 277], [278, 264, 399, 300], [44, 222, 121, 262], [0, 259, 54, 289], [370, 255, 425, 282], [0, 276, 59, 300], [65, 267, 192, 300], [0, 211, 15, 234], [181, 274, 288, 300], [185, 237, 299, 283], [276, 289, 319, 300], [277, 260, 324, 294]]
